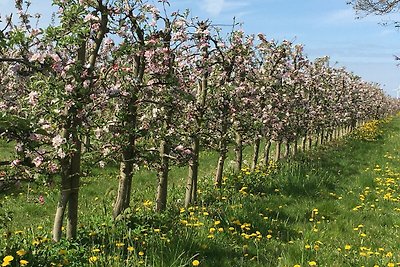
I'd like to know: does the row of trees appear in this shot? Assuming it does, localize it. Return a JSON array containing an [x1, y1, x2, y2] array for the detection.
[[0, 0, 398, 241]]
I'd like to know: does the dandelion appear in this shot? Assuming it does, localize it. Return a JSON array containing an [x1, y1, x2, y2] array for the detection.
[[1, 256, 13, 267], [138, 251, 145, 256], [345, 244, 351, 250], [294, 265, 301, 267], [192, 259, 200, 266], [20, 260, 29, 266], [308, 261, 317, 266], [89, 256, 98, 264], [127, 246, 135, 252], [116, 242, 125, 248], [16, 249, 27, 256]]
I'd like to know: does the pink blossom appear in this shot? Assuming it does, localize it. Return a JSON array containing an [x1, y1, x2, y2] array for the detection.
[[84, 13, 100, 22], [65, 84, 74, 93], [52, 134, 65, 148], [28, 91, 39, 106], [29, 53, 46, 64], [38, 195, 45, 205], [33, 156, 43, 167], [11, 159, 21, 167]]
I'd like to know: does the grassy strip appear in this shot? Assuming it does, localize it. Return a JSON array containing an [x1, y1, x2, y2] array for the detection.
[[0, 117, 399, 266]]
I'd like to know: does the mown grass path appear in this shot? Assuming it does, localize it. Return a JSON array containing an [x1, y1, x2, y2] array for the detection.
[[1, 117, 400, 267]]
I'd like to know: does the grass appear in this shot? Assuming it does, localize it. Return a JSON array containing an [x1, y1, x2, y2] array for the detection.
[[0, 117, 400, 266]]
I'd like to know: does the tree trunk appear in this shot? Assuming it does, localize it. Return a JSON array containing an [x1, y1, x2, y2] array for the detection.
[[155, 139, 170, 212], [52, 173, 69, 242], [293, 137, 298, 156], [185, 136, 200, 207], [284, 140, 290, 158], [274, 140, 282, 162], [113, 145, 134, 218], [234, 131, 243, 173], [263, 138, 272, 166], [214, 150, 226, 188], [251, 137, 261, 171], [302, 135, 307, 152], [66, 132, 81, 239], [52, 118, 82, 241]]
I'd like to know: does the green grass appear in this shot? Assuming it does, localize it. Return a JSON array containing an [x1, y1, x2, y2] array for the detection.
[[1, 117, 400, 266]]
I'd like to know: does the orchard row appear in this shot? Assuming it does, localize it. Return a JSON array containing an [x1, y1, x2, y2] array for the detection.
[[0, 0, 398, 241]]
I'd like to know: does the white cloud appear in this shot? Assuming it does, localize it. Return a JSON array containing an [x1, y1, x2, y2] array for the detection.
[[323, 8, 356, 24], [200, 0, 249, 17], [202, 0, 225, 16]]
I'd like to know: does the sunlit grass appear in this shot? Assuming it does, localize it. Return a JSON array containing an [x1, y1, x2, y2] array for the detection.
[[1, 117, 400, 266]]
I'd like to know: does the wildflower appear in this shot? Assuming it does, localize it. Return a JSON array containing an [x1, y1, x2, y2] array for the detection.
[[89, 256, 98, 264], [116, 242, 125, 248], [345, 244, 351, 250], [92, 248, 101, 253], [2, 256, 13, 266], [16, 249, 27, 256], [127, 246, 134, 252], [294, 265, 301, 267], [138, 251, 145, 256], [20, 260, 29, 266], [308, 261, 317, 266], [192, 259, 200, 266]]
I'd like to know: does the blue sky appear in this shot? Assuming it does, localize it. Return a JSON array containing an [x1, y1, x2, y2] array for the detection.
[[1, 0, 400, 96]]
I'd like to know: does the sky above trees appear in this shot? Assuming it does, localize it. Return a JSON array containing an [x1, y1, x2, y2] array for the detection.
[[1, 0, 399, 96]]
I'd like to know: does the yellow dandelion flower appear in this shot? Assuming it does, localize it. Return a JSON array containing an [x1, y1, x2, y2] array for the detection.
[[294, 265, 301, 267], [345, 244, 351, 250], [89, 256, 98, 264], [92, 248, 101, 253], [308, 261, 317, 266], [192, 259, 200, 266], [214, 220, 221, 226], [387, 263, 394, 267], [20, 260, 29, 266], [267, 234, 272, 239], [115, 242, 125, 248], [138, 251, 145, 256], [2, 256, 13, 263], [127, 246, 134, 252], [16, 249, 27, 256]]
